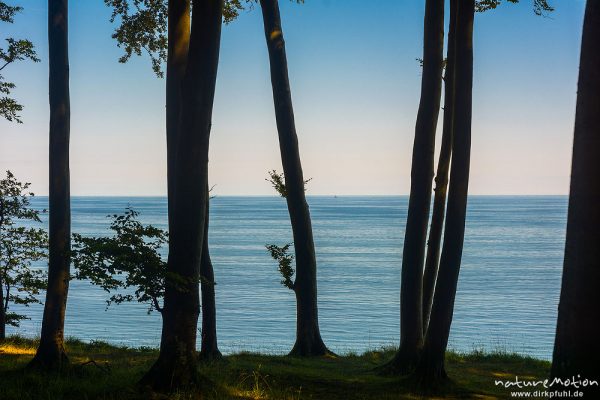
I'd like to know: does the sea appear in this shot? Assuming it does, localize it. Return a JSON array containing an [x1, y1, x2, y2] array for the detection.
[[7, 196, 568, 360]]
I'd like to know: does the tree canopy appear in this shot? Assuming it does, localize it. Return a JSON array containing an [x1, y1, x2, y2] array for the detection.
[[0, 2, 39, 123], [0, 170, 47, 333]]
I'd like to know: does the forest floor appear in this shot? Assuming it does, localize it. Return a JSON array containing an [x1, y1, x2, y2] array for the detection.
[[0, 336, 550, 399]]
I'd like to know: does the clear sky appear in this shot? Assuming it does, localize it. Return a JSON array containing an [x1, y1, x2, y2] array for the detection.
[[0, 0, 586, 196]]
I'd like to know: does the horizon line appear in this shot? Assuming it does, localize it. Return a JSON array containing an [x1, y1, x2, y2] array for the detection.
[[29, 193, 570, 198]]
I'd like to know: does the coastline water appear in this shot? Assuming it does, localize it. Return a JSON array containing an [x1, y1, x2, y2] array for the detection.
[[8, 196, 567, 360]]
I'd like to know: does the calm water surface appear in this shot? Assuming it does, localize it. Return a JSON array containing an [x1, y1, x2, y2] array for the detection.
[[8, 196, 567, 360]]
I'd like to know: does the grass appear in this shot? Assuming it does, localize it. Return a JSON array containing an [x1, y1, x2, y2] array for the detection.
[[0, 336, 551, 399]]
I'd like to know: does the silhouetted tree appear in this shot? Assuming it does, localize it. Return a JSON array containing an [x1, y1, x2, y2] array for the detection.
[[260, 0, 330, 357], [422, 0, 458, 336], [0, 1, 40, 123], [199, 186, 220, 360], [387, 0, 445, 374], [139, 0, 224, 390], [551, 0, 600, 394], [414, 0, 474, 384], [0, 171, 47, 340], [105, 0, 223, 363], [29, 0, 71, 371]]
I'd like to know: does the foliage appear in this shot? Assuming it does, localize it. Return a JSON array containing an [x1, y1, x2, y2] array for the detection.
[[476, 0, 554, 16], [0, 2, 21, 23], [104, 0, 303, 77], [104, 0, 168, 78], [0, 2, 40, 123], [72, 208, 168, 314], [0, 171, 48, 328], [265, 169, 311, 199], [265, 243, 295, 290], [264, 169, 312, 290], [266, 170, 287, 198]]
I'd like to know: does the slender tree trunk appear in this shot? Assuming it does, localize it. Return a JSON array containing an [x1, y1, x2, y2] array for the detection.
[[415, 0, 474, 384], [259, 0, 330, 357], [166, 0, 190, 228], [0, 196, 4, 340], [551, 1, 600, 394], [140, 0, 223, 391], [29, 0, 71, 370], [422, 0, 458, 335], [199, 189, 221, 360], [389, 0, 444, 374], [0, 273, 5, 340], [165, 1, 221, 363]]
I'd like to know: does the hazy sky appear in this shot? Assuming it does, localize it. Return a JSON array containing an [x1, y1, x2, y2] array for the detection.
[[0, 0, 586, 195]]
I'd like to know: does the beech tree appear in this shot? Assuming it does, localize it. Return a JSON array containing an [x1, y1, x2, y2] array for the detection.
[[388, 0, 445, 374], [260, 0, 331, 356], [0, 171, 48, 340], [387, 0, 555, 378], [30, 0, 72, 370], [0, 1, 40, 123], [552, 0, 600, 394], [105, 0, 225, 363], [140, 0, 224, 390], [414, 0, 474, 383]]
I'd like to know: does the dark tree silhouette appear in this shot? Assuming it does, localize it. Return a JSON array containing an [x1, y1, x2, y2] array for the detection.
[[259, 0, 330, 356], [199, 187, 221, 360], [422, 0, 458, 335], [414, 0, 474, 384], [106, 0, 222, 362], [388, 0, 445, 374], [29, 0, 71, 371], [139, 0, 224, 390], [551, 0, 600, 394], [0, 171, 48, 340]]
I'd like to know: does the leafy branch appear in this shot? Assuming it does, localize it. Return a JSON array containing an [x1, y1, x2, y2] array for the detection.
[[265, 243, 295, 290], [266, 170, 311, 199]]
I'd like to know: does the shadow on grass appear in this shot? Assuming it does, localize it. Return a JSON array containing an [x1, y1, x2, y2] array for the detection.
[[0, 337, 551, 399]]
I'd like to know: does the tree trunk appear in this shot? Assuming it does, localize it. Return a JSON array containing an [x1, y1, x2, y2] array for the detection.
[[415, 0, 473, 384], [0, 274, 5, 340], [29, 0, 71, 371], [199, 190, 221, 360], [140, 0, 223, 391], [422, 0, 458, 335], [166, 0, 190, 229], [259, 0, 330, 357], [389, 0, 444, 374], [551, 1, 600, 395]]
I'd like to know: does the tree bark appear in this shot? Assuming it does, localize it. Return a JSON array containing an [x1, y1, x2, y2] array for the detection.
[[259, 0, 330, 357], [389, 0, 444, 374], [29, 0, 71, 371], [551, 1, 600, 394], [422, 0, 458, 335], [415, 0, 473, 384], [140, 0, 223, 391], [0, 273, 5, 340], [199, 189, 221, 360], [166, 0, 190, 228]]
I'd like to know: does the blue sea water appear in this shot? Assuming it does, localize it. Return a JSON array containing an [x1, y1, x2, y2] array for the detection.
[[7, 196, 567, 360]]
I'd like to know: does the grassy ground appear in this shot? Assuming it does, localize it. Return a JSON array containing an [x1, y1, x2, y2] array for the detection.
[[0, 336, 551, 399]]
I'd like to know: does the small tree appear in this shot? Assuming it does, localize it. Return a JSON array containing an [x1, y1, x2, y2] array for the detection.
[[0, 170, 48, 340], [72, 208, 169, 314], [0, 2, 40, 123]]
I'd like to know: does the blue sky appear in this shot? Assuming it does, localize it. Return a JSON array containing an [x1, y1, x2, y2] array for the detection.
[[0, 0, 586, 195]]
